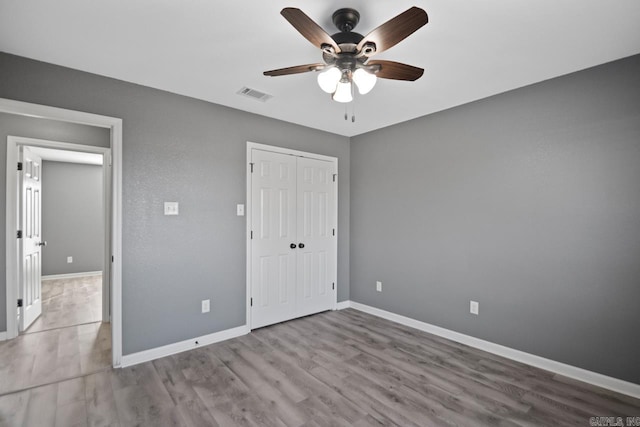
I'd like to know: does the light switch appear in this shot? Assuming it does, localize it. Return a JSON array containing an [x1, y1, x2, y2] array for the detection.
[[202, 299, 210, 313], [164, 202, 179, 215], [470, 300, 479, 315], [237, 204, 245, 216]]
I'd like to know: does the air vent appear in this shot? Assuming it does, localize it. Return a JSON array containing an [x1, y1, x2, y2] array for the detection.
[[237, 87, 273, 102]]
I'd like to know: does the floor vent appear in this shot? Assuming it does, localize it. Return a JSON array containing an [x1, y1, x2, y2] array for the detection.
[[237, 87, 273, 102]]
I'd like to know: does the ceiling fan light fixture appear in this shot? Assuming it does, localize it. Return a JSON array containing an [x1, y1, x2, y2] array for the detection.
[[317, 67, 341, 93], [332, 80, 353, 103], [352, 68, 377, 95], [265, 7, 428, 107]]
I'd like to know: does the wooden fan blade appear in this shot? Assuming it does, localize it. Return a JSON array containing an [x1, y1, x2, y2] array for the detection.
[[281, 8, 341, 53], [368, 60, 424, 81], [357, 7, 428, 56], [263, 63, 325, 77]]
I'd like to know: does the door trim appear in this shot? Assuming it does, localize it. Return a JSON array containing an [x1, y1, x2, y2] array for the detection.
[[245, 142, 338, 330], [1, 97, 123, 368]]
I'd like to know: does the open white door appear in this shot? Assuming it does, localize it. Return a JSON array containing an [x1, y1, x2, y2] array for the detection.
[[19, 146, 44, 331]]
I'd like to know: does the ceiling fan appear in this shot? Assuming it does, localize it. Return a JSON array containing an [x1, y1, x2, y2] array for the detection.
[[264, 7, 429, 103]]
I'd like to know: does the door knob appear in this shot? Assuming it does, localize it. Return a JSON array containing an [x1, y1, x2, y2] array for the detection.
[[290, 243, 297, 249], [37, 241, 47, 247], [298, 243, 305, 249]]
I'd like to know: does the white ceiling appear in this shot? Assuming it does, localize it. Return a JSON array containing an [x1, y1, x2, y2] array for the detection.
[[1, 1, 639, 137]]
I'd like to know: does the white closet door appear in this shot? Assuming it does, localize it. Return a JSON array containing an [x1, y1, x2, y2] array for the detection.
[[295, 156, 335, 318], [250, 148, 336, 329], [250, 149, 298, 329]]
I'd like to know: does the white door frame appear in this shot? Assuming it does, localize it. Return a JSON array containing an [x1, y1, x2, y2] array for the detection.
[[1, 98, 123, 368], [245, 141, 338, 329], [9, 136, 111, 327]]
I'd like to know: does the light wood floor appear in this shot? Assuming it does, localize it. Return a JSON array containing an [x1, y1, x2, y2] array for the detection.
[[1, 308, 639, 426], [26, 275, 102, 334], [0, 275, 111, 397]]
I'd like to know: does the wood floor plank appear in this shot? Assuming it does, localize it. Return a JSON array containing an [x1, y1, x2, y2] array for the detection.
[[23, 383, 58, 427], [0, 389, 30, 426], [153, 355, 205, 407], [84, 371, 120, 427], [224, 341, 309, 403]]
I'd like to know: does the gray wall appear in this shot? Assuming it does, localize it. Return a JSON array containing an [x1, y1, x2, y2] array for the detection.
[[0, 112, 110, 332], [42, 161, 104, 276], [0, 52, 350, 354], [351, 55, 640, 384]]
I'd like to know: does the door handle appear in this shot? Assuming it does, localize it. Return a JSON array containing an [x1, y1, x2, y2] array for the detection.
[[298, 243, 305, 249], [290, 243, 297, 249], [37, 241, 47, 247]]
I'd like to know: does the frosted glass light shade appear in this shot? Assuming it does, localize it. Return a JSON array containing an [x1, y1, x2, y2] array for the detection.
[[353, 68, 377, 94], [317, 67, 341, 93], [332, 81, 353, 103]]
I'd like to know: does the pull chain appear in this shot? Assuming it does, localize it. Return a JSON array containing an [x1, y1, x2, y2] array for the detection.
[[351, 82, 355, 122], [340, 86, 356, 122]]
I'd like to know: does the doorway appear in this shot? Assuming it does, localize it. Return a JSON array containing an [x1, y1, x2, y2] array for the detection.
[[246, 142, 338, 329], [20, 143, 107, 334], [9, 136, 111, 334], [1, 97, 123, 369], [2, 136, 115, 394]]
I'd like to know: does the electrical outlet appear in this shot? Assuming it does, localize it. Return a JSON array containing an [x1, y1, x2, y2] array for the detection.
[[201, 299, 210, 313], [470, 300, 479, 315], [67, 256, 73, 264], [376, 281, 382, 292], [236, 204, 245, 216]]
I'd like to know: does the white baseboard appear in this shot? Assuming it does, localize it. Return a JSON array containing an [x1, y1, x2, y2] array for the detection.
[[0, 331, 7, 341], [335, 300, 351, 310], [348, 301, 640, 400], [120, 325, 250, 368], [42, 271, 103, 281]]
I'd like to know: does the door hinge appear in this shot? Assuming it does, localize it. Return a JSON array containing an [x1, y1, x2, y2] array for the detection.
[[17, 299, 23, 308], [17, 230, 22, 239], [17, 162, 23, 171], [333, 174, 336, 182], [332, 228, 335, 236], [250, 230, 253, 239], [250, 297, 253, 307], [112, 255, 114, 262], [332, 282, 335, 290], [250, 163, 254, 173]]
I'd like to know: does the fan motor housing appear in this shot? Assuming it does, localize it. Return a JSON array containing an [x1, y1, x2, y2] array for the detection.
[[332, 8, 360, 32], [330, 8, 364, 48], [331, 31, 363, 46]]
